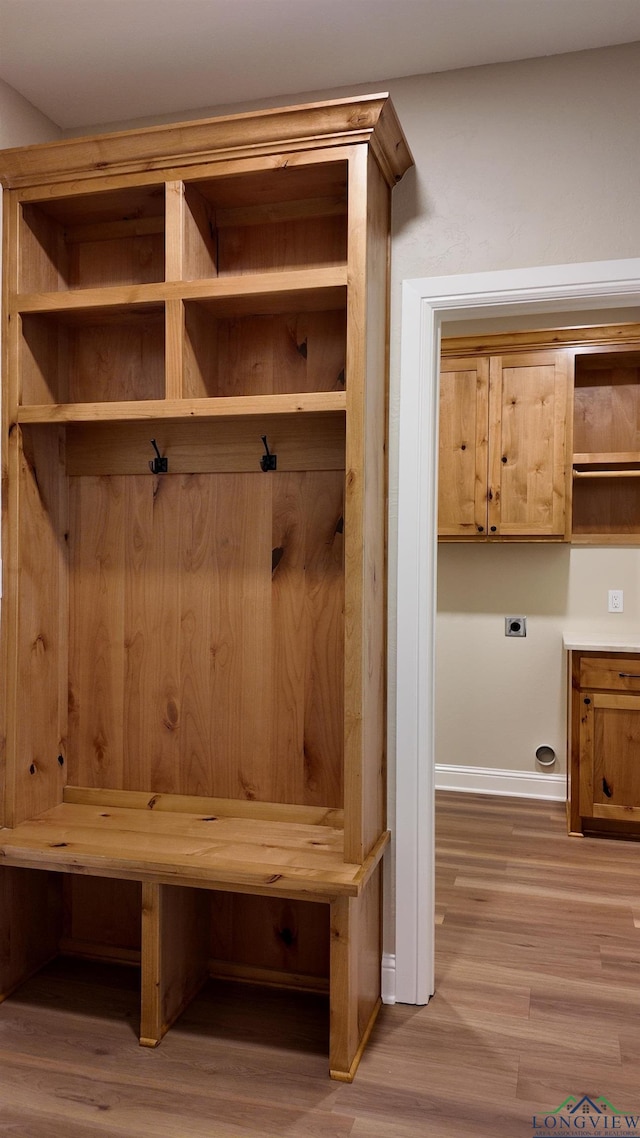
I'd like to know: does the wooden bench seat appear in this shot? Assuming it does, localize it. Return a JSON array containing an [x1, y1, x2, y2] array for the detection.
[[0, 788, 388, 900]]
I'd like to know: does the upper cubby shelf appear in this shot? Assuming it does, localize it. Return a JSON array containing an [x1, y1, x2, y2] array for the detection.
[[19, 184, 166, 293], [180, 161, 347, 280], [16, 160, 349, 298]]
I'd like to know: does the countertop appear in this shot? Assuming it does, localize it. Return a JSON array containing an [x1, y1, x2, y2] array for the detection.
[[563, 630, 640, 652]]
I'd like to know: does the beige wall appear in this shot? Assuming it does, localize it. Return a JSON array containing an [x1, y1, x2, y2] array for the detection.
[[6, 44, 640, 783], [0, 76, 60, 148]]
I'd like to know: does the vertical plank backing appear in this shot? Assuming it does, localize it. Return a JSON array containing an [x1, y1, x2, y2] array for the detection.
[[184, 308, 346, 400], [62, 877, 141, 960], [8, 426, 67, 825], [0, 868, 62, 1001], [123, 475, 182, 793], [67, 468, 343, 805], [68, 314, 165, 403], [271, 471, 344, 806], [211, 473, 273, 799], [68, 476, 125, 789], [210, 893, 329, 986], [140, 882, 209, 1047]]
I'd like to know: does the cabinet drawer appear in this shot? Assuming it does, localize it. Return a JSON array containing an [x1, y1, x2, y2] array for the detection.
[[579, 655, 640, 691]]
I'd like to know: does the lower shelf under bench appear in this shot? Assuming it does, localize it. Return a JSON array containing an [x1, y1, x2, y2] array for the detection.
[[0, 790, 388, 1081]]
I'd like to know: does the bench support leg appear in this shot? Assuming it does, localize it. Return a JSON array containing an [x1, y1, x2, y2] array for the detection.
[[329, 864, 382, 1081], [140, 882, 209, 1047]]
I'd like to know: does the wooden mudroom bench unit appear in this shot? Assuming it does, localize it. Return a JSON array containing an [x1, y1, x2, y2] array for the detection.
[[0, 95, 412, 1081], [0, 790, 387, 1077]]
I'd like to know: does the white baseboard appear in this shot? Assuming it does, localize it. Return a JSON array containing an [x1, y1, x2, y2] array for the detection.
[[435, 763, 566, 801], [381, 953, 396, 1005]]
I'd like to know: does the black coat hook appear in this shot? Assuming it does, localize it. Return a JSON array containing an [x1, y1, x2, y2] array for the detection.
[[149, 438, 168, 474], [260, 435, 277, 472]]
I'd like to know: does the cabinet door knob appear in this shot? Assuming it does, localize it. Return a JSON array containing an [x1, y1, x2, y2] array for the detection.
[[584, 697, 591, 705], [477, 525, 484, 532], [501, 455, 507, 464], [490, 526, 497, 532]]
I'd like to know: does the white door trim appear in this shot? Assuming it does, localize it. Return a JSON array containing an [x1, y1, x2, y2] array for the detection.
[[394, 258, 640, 1005]]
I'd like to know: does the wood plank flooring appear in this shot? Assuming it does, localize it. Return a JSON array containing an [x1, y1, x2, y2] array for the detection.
[[3, 790, 640, 1135]]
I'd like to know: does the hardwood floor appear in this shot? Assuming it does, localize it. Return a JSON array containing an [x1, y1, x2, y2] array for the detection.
[[2, 790, 640, 1135]]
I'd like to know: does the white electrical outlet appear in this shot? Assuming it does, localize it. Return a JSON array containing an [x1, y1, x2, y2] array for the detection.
[[608, 589, 624, 613]]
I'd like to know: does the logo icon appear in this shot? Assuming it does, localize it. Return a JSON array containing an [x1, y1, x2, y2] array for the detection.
[[532, 1095, 640, 1135]]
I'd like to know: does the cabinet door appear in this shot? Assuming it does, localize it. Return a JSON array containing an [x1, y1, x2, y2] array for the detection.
[[438, 357, 489, 536], [488, 351, 569, 537], [579, 691, 640, 821]]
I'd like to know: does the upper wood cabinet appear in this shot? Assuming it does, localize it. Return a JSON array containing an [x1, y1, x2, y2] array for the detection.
[[438, 349, 570, 539]]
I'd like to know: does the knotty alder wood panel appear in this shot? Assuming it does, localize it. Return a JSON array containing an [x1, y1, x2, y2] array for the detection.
[[5, 426, 67, 828], [21, 305, 165, 405], [19, 184, 166, 292], [65, 414, 345, 476], [488, 351, 568, 537], [184, 305, 346, 398], [182, 160, 348, 279], [0, 867, 62, 1002], [580, 692, 640, 820], [67, 469, 344, 805], [573, 352, 640, 455], [0, 801, 388, 899], [438, 356, 489, 536]]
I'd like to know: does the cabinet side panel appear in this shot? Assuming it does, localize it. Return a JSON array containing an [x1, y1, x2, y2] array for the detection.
[[344, 152, 389, 861], [8, 426, 67, 825], [361, 156, 390, 855]]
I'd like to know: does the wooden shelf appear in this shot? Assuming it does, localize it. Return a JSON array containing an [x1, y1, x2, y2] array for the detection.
[[574, 452, 640, 466], [17, 391, 347, 424], [0, 793, 388, 901], [573, 469, 640, 479], [12, 267, 348, 318]]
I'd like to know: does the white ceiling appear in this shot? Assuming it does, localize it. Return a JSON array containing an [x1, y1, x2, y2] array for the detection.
[[1, 0, 640, 131]]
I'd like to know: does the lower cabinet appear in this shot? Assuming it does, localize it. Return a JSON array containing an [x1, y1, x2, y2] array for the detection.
[[569, 651, 640, 835]]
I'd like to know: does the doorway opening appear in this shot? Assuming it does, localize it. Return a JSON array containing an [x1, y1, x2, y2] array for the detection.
[[394, 258, 640, 1006]]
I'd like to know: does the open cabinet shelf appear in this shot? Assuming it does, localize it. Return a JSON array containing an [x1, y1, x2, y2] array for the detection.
[[0, 93, 413, 1081], [572, 347, 640, 542]]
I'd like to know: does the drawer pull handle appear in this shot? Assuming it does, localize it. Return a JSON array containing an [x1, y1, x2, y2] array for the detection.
[[618, 673, 640, 679], [603, 777, 613, 799]]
